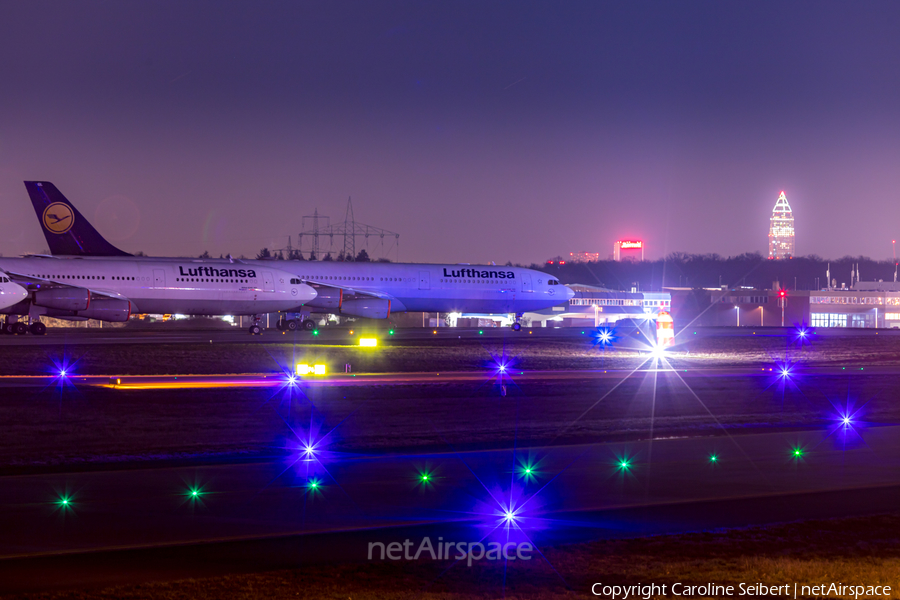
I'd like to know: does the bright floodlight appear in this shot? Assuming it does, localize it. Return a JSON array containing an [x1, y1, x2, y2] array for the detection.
[[781, 367, 791, 377], [651, 345, 666, 359], [498, 364, 506, 372], [842, 416, 852, 426], [287, 374, 297, 385], [314, 364, 326, 375], [59, 370, 67, 377], [359, 338, 377, 347]]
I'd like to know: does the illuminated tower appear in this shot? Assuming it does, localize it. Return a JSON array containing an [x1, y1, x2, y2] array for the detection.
[[767, 191, 794, 259]]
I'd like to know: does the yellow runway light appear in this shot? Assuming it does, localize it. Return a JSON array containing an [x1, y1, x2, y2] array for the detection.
[[359, 338, 378, 347], [297, 363, 327, 376]]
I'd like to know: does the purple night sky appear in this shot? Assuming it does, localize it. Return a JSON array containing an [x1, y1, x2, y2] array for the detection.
[[2, 2, 900, 263]]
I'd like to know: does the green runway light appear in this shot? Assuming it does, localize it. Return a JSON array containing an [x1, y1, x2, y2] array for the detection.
[[479, 330, 483, 335], [389, 329, 395, 335], [792, 447, 804, 458], [709, 454, 718, 463], [312, 330, 319, 336], [617, 459, 631, 471]]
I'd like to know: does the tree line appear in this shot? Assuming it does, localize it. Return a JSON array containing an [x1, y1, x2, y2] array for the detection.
[[195, 248, 387, 262], [535, 252, 900, 292]]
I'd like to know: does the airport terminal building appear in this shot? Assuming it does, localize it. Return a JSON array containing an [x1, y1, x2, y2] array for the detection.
[[675, 282, 900, 329], [524, 284, 671, 328]]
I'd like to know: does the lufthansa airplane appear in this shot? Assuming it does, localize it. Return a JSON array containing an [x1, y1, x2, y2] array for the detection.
[[24, 181, 573, 332], [0, 254, 316, 335]]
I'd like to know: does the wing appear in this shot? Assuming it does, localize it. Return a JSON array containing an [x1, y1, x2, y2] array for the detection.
[[302, 279, 396, 301], [4, 271, 131, 302]]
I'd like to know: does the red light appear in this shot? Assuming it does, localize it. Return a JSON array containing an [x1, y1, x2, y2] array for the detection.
[[618, 240, 643, 249], [778, 290, 786, 297], [559, 261, 565, 265]]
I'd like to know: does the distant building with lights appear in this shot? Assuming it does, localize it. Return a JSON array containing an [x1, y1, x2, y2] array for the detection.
[[567, 251, 600, 263], [768, 191, 795, 259], [614, 240, 644, 261]]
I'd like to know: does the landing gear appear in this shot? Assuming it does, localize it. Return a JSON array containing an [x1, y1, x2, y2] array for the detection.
[[511, 313, 523, 331], [276, 318, 300, 331], [3, 317, 25, 334], [248, 314, 264, 335], [29, 322, 46, 335], [301, 319, 316, 331]]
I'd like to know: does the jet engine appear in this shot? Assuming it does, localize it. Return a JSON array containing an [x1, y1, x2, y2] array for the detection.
[[33, 288, 90, 311], [340, 298, 391, 319], [79, 298, 133, 322], [307, 286, 343, 309]]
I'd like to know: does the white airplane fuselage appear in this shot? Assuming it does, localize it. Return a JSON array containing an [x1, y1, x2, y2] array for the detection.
[[20, 258, 573, 315], [0, 257, 315, 317], [0, 274, 28, 310]]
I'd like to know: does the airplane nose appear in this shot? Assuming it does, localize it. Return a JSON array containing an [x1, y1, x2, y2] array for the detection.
[[564, 285, 575, 300], [301, 283, 318, 303]]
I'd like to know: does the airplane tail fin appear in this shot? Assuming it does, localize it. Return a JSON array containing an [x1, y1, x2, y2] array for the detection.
[[25, 181, 132, 256]]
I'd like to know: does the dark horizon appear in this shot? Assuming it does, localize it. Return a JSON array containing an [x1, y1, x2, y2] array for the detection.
[[3, 1, 900, 263]]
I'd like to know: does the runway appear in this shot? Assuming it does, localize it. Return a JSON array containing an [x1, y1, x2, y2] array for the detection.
[[1, 420, 898, 592], [2, 330, 900, 594], [0, 365, 888, 389], [2, 324, 898, 348]]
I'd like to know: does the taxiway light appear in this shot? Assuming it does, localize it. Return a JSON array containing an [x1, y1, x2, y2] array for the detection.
[[479, 330, 483, 335], [307, 478, 321, 491], [296, 364, 327, 376], [359, 337, 378, 347], [389, 329, 395, 335], [709, 454, 718, 463], [618, 459, 631, 471], [312, 330, 319, 336], [792, 448, 804, 458]]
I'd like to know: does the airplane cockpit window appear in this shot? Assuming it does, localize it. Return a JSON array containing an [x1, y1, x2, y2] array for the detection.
[[548, 279, 560, 285]]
